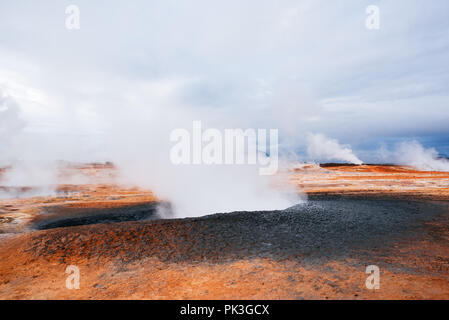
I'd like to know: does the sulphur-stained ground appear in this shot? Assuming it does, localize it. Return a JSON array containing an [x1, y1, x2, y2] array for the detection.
[[292, 163, 449, 199], [0, 163, 448, 299]]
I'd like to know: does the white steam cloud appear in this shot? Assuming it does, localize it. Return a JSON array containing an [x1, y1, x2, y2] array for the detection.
[[0, 92, 25, 166], [0, 90, 62, 197], [306, 133, 363, 164], [0, 78, 302, 215], [385, 141, 449, 172], [99, 79, 302, 217]]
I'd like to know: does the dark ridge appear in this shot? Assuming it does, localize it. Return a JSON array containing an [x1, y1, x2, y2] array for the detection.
[[32, 202, 172, 230], [319, 163, 397, 168], [319, 163, 360, 167], [0, 186, 35, 193]]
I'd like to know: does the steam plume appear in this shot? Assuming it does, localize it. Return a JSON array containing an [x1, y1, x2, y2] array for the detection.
[[392, 141, 449, 171], [306, 133, 363, 164]]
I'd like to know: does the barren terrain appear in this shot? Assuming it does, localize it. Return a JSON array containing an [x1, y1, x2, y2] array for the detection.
[[0, 163, 448, 299]]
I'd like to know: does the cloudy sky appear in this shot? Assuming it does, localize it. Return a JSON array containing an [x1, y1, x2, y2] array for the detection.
[[1, 0, 449, 163]]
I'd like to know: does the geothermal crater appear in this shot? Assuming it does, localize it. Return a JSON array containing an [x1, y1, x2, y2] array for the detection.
[[0, 163, 448, 299], [32, 202, 168, 230]]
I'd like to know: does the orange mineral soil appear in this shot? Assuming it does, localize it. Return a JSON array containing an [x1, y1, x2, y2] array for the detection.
[[292, 163, 449, 199], [0, 163, 448, 299]]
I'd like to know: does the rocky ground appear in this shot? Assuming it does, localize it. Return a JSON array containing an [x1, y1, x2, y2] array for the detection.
[[0, 163, 448, 299]]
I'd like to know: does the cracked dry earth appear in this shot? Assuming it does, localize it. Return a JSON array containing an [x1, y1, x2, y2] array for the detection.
[[0, 163, 448, 299]]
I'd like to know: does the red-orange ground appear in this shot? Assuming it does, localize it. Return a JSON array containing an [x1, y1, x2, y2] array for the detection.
[[0, 164, 448, 299]]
